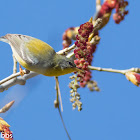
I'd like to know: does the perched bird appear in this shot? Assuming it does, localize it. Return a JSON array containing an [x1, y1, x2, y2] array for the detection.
[[0, 34, 79, 76]]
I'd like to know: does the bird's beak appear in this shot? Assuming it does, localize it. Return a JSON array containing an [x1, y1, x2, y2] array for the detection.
[[74, 67, 84, 73]]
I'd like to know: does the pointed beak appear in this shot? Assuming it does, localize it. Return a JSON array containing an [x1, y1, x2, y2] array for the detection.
[[74, 67, 84, 73]]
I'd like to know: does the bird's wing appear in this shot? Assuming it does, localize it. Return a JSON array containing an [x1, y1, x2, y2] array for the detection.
[[3, 34, 55, 65]]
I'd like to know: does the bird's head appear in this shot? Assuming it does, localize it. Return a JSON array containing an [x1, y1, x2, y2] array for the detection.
[[54, 54, 83, 75]]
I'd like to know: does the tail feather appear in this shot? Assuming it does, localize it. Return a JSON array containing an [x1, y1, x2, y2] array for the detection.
[[0, 36, 9, 43]]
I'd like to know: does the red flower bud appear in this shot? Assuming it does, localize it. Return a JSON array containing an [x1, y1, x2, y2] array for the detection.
[[125, 72, 140, 86]]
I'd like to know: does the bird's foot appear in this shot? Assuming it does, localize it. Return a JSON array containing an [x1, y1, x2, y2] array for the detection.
[[19, 65, 25, 76]]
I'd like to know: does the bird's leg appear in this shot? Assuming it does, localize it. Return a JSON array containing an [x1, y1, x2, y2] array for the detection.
[[54, 76, 63, 112], [13, 54, 30, 76], [13, 54, 17, 74], [19, 64, 25, 76]]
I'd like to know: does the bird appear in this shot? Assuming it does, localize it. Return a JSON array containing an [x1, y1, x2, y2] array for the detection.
[[0, 34, 80, 76]]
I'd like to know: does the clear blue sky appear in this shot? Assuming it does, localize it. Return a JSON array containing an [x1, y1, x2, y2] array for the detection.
[[0, 0, 139, 140]]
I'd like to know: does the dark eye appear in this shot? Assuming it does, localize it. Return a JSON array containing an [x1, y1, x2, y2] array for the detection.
[[69, 62, 73, 66], [68, 62, 74, 67], [68, 61, 76, 67]]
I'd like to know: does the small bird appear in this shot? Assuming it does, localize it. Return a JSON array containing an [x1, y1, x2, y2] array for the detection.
[[0, 34, 79, 76]]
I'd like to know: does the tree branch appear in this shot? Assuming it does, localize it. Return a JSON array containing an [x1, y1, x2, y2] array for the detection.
[[0, 72, 38, 92], [88, 66, 140, 75], [57, 44, 76, 55]]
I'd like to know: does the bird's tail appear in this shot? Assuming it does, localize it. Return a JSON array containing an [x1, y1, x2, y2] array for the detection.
[[0, 36, 9, 43]]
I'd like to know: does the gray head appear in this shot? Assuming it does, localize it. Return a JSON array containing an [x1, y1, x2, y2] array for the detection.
[[56, 55, 76, 70]]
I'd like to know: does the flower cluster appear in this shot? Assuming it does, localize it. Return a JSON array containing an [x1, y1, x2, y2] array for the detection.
[[62, 27, 78, 49], [97, 0, 128, 25], [113, 0, 128, 24], [67, 21, 100, 110], [97, 0, 116, 18], [74, 21, 95, 87], [69, 75, 82, 111]]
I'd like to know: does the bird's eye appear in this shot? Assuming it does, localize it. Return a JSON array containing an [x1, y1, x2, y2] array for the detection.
[[68, 61, 76, 68], [69, 62, 73, 66], [68, 61, 74, 67]]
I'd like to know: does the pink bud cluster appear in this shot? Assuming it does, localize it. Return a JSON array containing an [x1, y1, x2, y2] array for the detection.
[[97, 0, 116, 18], [62, 27, 75, 49], [113, 0, 128, 24], [74, 22, 96, 87], [97, 0, 128, 24]]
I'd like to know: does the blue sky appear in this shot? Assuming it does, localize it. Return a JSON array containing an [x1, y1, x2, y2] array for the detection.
[[0, 0, 140, 140]]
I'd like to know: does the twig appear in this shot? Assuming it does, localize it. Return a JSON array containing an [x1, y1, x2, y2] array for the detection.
[[0, 72, 38, 92], [88, 66, 140, 74], [58, 107, 71, 140], [54, 77, 71, 139], [57, 44, 76, 55], [90, 35, 100, 45], [92, 18, 102, 32], [94, 0, 102, 22], [0, 70, 27, 85], [96, 0, 101, 12], [55, 77, 63, 112]]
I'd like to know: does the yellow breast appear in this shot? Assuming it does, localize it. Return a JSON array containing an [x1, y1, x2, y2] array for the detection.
[[44, 67, 75, 76]]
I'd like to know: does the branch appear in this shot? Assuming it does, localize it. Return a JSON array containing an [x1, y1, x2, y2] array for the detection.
[[0, 72, 38, 92], [54, 77, 63, 112], [57, 44, 76, 55], [88, 66, 140, 75], [92, 18, 102, 32], [96, 0, 101, 13], [0, 70, 26, 85]]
